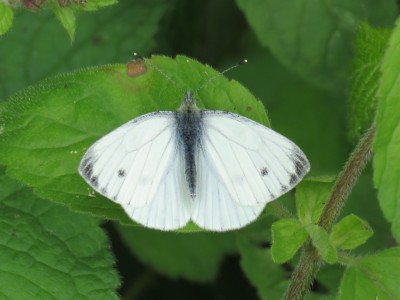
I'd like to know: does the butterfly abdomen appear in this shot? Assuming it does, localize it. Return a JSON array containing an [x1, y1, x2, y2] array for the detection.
[[175, 99, 203, 199]]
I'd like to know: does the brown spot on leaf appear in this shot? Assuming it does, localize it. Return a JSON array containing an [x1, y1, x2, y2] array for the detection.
[[127, 60, 147, 77]]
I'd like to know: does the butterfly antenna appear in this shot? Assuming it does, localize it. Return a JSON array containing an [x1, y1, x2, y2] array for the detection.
[[133, 53, 179, 87], [193, 59, 248, 97]]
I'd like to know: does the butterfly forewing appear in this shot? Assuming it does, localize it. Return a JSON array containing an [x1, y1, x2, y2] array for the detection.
[[198, 111, 310, 207], [79, 112, 178, 208]]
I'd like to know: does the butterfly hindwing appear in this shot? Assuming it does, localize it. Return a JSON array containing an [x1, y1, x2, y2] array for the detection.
[[192, 145, 266, 231], [126, 152, 192, 230]]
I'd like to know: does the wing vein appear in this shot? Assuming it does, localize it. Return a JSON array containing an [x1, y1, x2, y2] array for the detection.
[[227, 139, 259, 203], [204, 133, 241, 202]]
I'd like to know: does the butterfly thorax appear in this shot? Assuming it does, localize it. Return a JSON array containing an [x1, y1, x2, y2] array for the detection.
[[175, 91, 202, 199]]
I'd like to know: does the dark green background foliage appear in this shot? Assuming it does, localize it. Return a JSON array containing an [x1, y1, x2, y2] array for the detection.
[[0, 0, 400, 299]]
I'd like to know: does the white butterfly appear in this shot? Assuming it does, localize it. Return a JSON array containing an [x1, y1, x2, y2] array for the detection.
[[79, 91, 310, 231]]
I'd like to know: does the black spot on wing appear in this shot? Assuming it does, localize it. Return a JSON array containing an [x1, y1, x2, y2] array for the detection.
[[83, 162, 94, 179], [100, 187, 107, 195], [296, 152, 309, 166], [295, 161, 305, 176], [81, 156, 91, 166], [118, 169, 126, 177], [80, 154, 96, 179], [281, 185, 289, 193], [290, 174, 297, 185], [261, 167, 269, 176], [291, 151, 309, 177], [90, 176, 99, 187]]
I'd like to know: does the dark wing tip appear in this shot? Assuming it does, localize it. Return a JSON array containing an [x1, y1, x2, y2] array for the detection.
[[290, 149, 310, 184]]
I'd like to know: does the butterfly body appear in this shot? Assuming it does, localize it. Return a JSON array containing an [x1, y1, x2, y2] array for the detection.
[[175, 91, 202, 198], [79, 91, 310, 231]]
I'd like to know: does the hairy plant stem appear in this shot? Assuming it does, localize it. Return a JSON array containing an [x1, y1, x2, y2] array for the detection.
[[283, 124, 376, 300]]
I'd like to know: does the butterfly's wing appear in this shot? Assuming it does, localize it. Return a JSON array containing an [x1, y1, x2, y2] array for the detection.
[[191, 111, 310, 231], [79, 112, 191, 230], [192, 150, 266, 231], [124, 152, 192, 230]]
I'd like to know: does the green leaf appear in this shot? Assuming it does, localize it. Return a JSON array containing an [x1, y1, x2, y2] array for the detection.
[[316, 264, 345, 297], [0, 3, 13, 35], [0, 0, 168, 99], [49, 0, 118, 40], [306, 225, 337, 264], [339, 248, 400, 300], [348, 23, 391, 142], [78, 0, 117, 11], [271, 219, 308, 263], [295, 178, 335, 225], [0, 55, 269, 231], [343, 174, 391, 253], [330, 214, 373, 250], [236, 0, 397, 90], [0, 170, 120, 299], [374, 18, 400, 242], [238, 238, 288, 300], [238, 221, 340, 300], [50, 0, 77, 41], [115, 224, 236, 281]]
